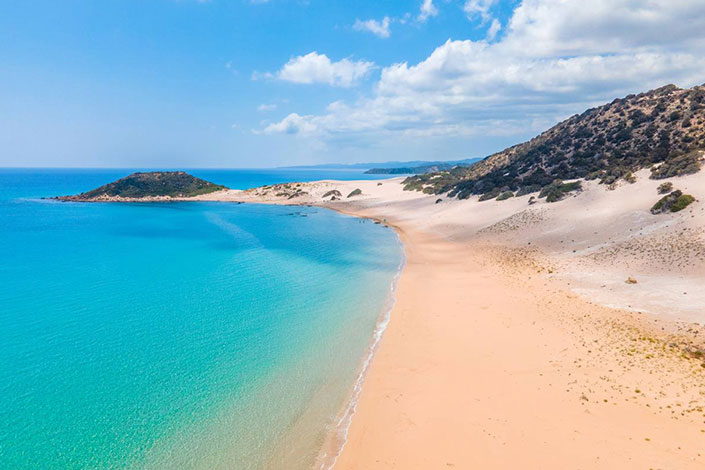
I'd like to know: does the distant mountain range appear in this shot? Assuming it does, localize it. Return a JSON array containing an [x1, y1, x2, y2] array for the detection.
[[281, 158, 481, 173], [363, 158, 482, 175], [404, 83, 705, 199]]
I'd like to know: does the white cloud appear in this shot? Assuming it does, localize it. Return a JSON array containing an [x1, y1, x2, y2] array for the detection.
[[263, 0, 705, 144], [463, 0, 497, 23], [257, 103, 277, 112], [273, 52, 375, 87], [418, 0, 438, 22], [486, 18, 501, 41], [262, 113, 317, 135], [502, 0, 705, 57], [353, 16, 391, 38]]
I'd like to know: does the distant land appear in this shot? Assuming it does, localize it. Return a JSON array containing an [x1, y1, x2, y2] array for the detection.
[[281, 158, 481, 171], [405, 83, 705, 199], [54, 171, 226, 201], [364, 158, 482, 175]]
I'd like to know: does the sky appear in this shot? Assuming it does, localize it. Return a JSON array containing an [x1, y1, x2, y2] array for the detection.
[[1, 0, 705, 168]]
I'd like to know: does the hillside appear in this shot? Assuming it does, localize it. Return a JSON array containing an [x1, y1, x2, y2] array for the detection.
[[404, 84, 705, 199], [56, 171, 226, 201]]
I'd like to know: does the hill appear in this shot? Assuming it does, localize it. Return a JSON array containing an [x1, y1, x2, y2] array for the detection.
[[404, 84, 705, 199], [56, 171, 227, 201]]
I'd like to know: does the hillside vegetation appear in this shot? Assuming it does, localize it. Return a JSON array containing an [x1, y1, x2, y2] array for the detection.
[[404, 84, 705, 199], [58, 172, 226, 200]]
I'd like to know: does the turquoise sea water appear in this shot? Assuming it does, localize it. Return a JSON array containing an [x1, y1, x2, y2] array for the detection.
[[0, 169, 403, 470]]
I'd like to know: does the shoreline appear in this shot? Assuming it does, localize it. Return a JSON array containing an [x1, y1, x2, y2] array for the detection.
[[55, 173, 705, 468], [206, 194, 705, 468], [314, 228, 406, 470], [191, 174, 704, 468]]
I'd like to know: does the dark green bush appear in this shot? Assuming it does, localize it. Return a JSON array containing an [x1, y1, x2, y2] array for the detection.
[[496, 191, 515, 201], [671, 194, 695, 212], [657, 182, 673, 194], [650, 191, 678, 213], [651, 189, 695, 214], [650, 151, 702, 179], [478, 188, 501, 201], [539, 180, 583, 202], [516, 185, 541, 196], [347, 188, 362, 198]]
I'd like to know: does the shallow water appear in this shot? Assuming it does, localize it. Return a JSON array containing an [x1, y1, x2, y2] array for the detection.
[[0, 169, 403, 469]]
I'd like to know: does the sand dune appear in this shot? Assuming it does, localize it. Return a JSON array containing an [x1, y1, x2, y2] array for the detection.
[[196, 170, 705, 469]]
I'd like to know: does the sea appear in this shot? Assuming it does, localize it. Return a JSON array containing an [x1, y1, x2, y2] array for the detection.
[[0, 168, 404, 470]]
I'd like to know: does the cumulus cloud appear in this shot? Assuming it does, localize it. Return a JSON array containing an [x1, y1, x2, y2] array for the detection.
[[353, 16, 391, 38], [418, 0, 438, 22], [264, 0, 705, 143], [262, 113, 317, 135], [273, 52, 374, 87]]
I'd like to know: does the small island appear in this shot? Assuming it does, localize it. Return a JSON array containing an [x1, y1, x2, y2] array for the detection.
[[54, 171, 227, 202]]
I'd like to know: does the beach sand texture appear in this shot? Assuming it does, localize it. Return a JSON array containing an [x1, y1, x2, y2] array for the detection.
[[197, 169, 705, 469]]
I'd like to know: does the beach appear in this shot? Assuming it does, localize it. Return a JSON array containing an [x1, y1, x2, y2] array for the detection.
[[198, 169, 705, 468], [332, 230, 705, 469]]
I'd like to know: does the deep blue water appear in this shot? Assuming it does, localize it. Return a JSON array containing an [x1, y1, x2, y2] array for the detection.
[[0, 169, 402, 470]]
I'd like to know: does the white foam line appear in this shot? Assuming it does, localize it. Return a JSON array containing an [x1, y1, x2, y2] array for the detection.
[[317, 231, 406, 470]]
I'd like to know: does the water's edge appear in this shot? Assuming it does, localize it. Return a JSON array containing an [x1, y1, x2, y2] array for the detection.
[[212, 200, 406, 470], [315, 228, 406, 470]]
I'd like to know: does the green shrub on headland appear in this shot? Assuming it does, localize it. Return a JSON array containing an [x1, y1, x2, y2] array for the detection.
[[347, 188, 362, 198]]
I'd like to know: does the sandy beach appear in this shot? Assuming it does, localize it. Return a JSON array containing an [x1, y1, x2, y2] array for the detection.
[[196, 170, 705, 469]]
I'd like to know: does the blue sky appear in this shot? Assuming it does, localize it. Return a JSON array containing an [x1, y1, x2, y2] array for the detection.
[[1, 0, 704, 168]]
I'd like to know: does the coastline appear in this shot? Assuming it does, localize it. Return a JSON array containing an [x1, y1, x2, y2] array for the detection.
[[191, 173, 705, 468], [313, 229, 406, 470], [56, 172, 705, 468]]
